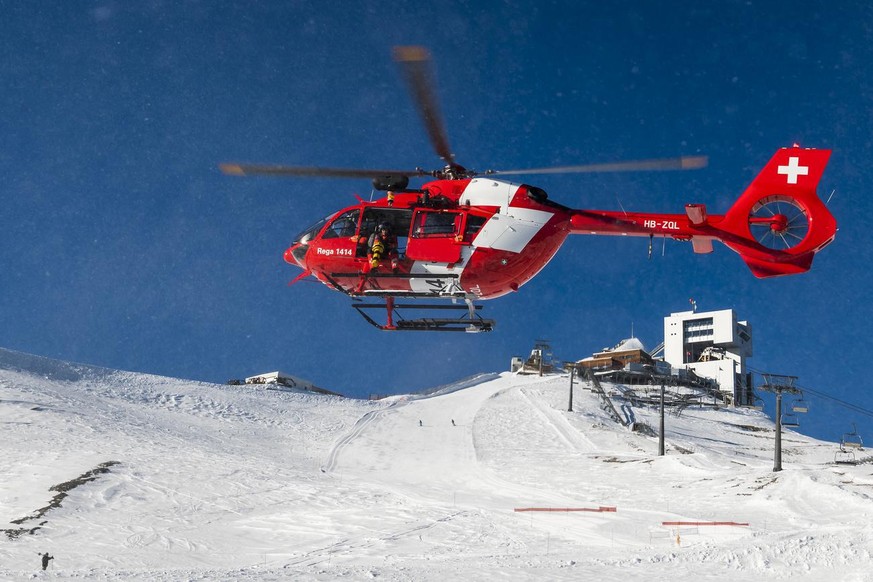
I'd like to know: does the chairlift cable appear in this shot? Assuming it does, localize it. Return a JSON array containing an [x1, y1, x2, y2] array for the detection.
[[747, 366, 873, 419]]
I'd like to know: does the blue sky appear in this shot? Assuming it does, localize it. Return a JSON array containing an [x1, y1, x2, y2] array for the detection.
[[2, 1, 872, 443]]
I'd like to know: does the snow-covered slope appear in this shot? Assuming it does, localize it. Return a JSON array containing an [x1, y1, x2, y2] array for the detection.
[[1, 347, 872, 581]]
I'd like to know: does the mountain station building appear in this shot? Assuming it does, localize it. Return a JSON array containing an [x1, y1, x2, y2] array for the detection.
[[663, 308, 754, 406]]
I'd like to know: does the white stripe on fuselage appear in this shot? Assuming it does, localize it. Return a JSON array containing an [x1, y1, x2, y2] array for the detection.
[[460, 178, 554, 253], [459, 178, 517, 212], [472, 207, 553, 253]]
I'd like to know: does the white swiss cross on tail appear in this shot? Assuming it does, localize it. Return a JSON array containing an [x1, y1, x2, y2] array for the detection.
[[777, 156, 809, 184]]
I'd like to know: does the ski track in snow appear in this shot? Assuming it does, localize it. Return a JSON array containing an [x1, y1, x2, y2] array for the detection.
[[321, 402, 401, 474], [3, 349, 873, 580]]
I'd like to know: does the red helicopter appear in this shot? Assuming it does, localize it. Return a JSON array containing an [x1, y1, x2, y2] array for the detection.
[[222, 46, 837, 333]]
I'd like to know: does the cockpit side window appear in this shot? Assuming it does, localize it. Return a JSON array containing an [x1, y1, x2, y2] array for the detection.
[[322, 209, 360, 239]]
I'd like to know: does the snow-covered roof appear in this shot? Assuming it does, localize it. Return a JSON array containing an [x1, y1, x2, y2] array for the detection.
[[605, 337, 646, 352]]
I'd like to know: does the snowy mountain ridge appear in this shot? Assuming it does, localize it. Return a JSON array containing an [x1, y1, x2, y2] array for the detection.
[[2, 346, 873, 581]]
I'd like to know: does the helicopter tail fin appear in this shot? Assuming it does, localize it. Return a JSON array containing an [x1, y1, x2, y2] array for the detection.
[[717, 146, 836, 278]]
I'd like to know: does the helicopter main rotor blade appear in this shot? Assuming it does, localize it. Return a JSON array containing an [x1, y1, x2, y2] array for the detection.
[[487, 156, 708, 176], [219, 163, 427, 179], [393, 45, 455, 164]]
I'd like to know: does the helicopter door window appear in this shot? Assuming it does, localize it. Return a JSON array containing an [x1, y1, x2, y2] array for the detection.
[[406, 210, 463, 263], [322, 209, 360, 239], [464, 214, 487, 242], [412, 211, 460, 238]]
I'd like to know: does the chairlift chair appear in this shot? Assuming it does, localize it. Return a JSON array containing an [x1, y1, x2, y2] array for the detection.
[[839, 424, 864, 452], [841, 434, 864, 450], [781, 413, 799, 428], [791, 398, 809, 414], [835, 446, 857, 465]]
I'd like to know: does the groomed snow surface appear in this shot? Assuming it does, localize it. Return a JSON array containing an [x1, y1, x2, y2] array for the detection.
[[2, 347, 872, 581]]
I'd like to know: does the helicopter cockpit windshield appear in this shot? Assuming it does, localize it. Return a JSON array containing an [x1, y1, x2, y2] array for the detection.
[[293, 215, 331, 246]]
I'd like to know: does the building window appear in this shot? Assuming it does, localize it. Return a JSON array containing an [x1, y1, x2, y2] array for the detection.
[[683, 317, 713, 341]]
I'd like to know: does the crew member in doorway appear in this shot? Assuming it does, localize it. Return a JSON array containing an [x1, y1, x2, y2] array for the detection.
[[368, 222, 398, 271]]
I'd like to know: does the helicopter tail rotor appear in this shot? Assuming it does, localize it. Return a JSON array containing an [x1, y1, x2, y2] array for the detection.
[[719, 147, 835, 277]]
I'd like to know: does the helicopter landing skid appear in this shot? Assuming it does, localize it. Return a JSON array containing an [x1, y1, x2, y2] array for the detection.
[[351, 297, 494, 333]]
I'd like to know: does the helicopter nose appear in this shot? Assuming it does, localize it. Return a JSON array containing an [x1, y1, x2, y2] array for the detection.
[[284, 244, 307, 269]]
